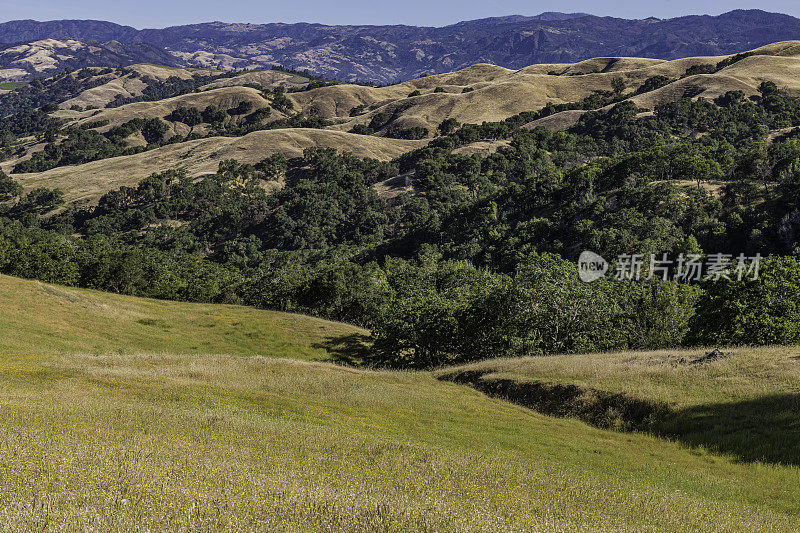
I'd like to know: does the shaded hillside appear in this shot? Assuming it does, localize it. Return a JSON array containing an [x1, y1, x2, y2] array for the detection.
[[5, 129, 424, 204], [2, 10, 800, 83]]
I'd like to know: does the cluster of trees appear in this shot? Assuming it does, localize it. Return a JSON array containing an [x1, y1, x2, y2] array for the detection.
[[2, 81, 800, 367], [12, 118, 169, 173], [7, 100, 331, 173], [0, 69, 111, 117]]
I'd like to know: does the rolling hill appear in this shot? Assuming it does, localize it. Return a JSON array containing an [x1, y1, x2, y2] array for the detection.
[[6, 129, 425, 204], [0, 38, 182, 81], [0, 273, 364, 358], [5, 41, 800, 204], [0, 273, 798, 529], [2, 10, 800, 83]]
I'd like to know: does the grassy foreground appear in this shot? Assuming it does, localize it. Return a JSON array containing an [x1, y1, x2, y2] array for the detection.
[[0, 275, 798, 530]]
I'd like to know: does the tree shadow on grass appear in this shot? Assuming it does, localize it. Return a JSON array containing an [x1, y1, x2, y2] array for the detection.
[[314, 333, 373, 366], [661, 394, 800, 466], [437, 371, 800, 466]]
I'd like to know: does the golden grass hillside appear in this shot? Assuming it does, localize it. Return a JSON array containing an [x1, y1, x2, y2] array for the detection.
[[288, 56, 726, 133], [199, 69, 310, 90], [0, 272, 796, 529], [6, 129, 424, 204], [59, 64, 221, 110], [60, 64, 309, 126], [8, 42, 800, 205], [289, 42, 800, 134], [69, 86, 275, 132]]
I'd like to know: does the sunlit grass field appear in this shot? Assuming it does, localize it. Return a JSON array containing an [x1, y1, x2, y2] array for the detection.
[[441, 348, 800, 465], [0, 275, 799, 530], [0, 274, 364, 359]]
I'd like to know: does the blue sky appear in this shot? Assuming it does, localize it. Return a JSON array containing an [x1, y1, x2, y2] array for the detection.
[[0, 1, 799, 28]]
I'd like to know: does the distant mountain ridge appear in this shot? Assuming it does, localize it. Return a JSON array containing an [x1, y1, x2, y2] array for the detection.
[[451, 13, 591, 25], [1, 10, 800, 83]]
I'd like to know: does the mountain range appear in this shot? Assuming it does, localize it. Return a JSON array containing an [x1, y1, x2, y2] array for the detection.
[[1, 10, 800, 83]]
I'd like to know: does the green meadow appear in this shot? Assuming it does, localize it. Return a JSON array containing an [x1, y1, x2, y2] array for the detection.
[[0, 275, 798, 530]]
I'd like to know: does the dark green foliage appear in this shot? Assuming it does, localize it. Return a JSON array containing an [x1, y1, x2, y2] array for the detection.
[[13, 127, 141, 173], [715, 51, 757, 72], [438, 118, 460, 136], [387, 126, 429, 140], [201, 105, 228, 125], [636, 76, 673, 95], [688, 257, 800, 345], [269, 87, 294, 114], [0, 109, 61, 137], [8, 187, 65, 215], [255, 153, 287, 180], [227, 101, 254, 116], [0, 171, 22, 201], [0, 70, 107, 117], [141, 118, 168, 144], [683, 64, 716, 77], [246, 107, 272, 124], [368, 112, 392, 131], [167, 106, 203, 126], [287, 80, 339, 93], [349, 104, 366, 117], [106, 74, 232, 108], [350, 124, 373, 135]]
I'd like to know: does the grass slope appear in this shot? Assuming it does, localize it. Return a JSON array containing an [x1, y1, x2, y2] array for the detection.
[[6, 129, 425, 205], [0, 275, 798, 529], [298, 41, 800, 135], [0, 274, 364, 359], [437, 347, 800, 466]]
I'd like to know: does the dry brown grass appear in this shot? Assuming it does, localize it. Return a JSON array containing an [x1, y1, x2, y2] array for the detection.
[[8, 129, 425, 204], [68, 86, 274, 131], [60, 64, 220, 110], [10, 42, 800, 206], [288, 44, 800, 136], [199, 69, 310, 91], [524, 109, 587, 131]]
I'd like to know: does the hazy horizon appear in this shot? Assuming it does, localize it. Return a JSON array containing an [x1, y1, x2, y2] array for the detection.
[[0, 1, 798, 29]]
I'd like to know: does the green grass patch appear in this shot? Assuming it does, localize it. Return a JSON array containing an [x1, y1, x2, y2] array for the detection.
[[0, 81, 30, 90], [0, 274, 364, 360], [0, 275, 798, 529], [439, 348, 800, 465]]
